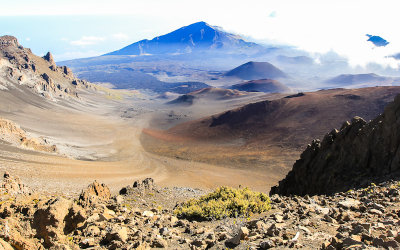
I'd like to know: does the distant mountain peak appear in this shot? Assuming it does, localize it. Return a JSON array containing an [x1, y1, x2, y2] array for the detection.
[[105, 21, 262, 56]]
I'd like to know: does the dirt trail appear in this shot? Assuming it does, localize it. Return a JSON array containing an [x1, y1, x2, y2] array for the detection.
[[0, 99, 275, 195]]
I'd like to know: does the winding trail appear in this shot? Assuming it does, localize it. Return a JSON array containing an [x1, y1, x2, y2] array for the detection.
[[0, 92, 274, 195]]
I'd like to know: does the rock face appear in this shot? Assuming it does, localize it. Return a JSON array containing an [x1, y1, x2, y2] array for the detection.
[[271, 94, 400, 196]]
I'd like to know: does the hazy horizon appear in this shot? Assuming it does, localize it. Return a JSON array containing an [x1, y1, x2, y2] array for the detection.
[[1, 0, 399, 69]]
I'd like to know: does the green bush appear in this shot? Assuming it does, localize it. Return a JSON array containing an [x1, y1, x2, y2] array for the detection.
[[174, 186, 271, 220]]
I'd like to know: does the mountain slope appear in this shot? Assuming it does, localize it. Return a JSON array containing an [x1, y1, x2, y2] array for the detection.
[[326, 73, 400, 87], [76, 67, 210, 93], [225, 61, 287, 80], [229, 79, 290, 93], [167, 87, 248, 105], [142, 87, 400, 176], [270, 93, 400, 196], [106, 21, 262, 56]]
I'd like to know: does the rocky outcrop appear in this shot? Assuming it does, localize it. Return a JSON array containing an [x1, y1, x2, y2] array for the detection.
[[61, 65, 74, 77], [0, 172, 30, 195], [0, 35, 95, 100], [43, 51, 56, 67], [119, 177, 156, 195], [0, 118, 58, 153], [1, 174, 400, 249], [0, 36, 19, 48], [133, 177, 155, 190], [270, 94, 400, 196], [78, 180, 111, 206]]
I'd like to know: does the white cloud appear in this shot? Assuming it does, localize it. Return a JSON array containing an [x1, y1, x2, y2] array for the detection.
[[70, 36, 105, 46], [25, 37, 31, 41]]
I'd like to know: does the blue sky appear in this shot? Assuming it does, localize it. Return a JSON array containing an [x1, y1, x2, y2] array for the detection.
[[0, 15, 179, 61], [1, 0, 399, 68]]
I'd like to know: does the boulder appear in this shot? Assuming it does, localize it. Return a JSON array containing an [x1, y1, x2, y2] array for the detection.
[[338, 199, 361, 209], [105, 226, 129, 243], [227, 227, 249, 245], [32, 198, 73, 247], [151, 236, 168, 248], [63, 203, 86, 234], [85, 225, 101, 237], [142, 210, 154, 218]]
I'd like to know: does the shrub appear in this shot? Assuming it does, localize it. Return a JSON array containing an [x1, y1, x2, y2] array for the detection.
[[174, 186, 271, 220]]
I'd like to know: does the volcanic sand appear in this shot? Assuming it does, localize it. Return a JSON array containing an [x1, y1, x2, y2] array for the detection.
[[0, 87, 278, 195]]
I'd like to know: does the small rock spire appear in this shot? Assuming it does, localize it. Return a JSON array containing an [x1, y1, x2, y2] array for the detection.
[[43, 52, 56, 66]]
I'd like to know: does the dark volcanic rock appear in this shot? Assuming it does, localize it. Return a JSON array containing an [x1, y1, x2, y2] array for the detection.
[[270, 94, 400, 196]]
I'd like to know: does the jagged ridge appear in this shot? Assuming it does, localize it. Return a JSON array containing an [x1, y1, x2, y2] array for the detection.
[[0, 35, 94, 100], [270, 94, 400, 196]]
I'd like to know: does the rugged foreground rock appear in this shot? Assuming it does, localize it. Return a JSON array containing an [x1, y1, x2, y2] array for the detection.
[[1, 174, 400, 249], [271, 94, 400, 196]]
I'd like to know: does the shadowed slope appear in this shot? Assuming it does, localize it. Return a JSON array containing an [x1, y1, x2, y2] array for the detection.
[[225, 61, 287, 80], [142, 87, 400, 185], [271, 93, 400, 196], [230, 79, 290, 93]]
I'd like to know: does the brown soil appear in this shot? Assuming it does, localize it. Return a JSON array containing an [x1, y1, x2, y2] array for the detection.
[[142, 87, 400, 191]]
